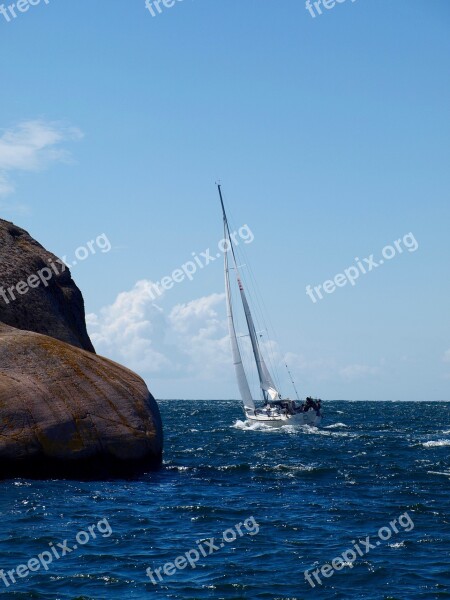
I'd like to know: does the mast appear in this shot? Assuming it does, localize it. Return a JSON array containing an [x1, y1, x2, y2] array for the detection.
[[221, 189, 255, 413], [218, 184, 280, 404]]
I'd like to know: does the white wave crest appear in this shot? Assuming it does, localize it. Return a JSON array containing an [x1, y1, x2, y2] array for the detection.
[[389, 541, 405, 548], [232, 419, 272, 431], [232, 420, 298, 434], [422, 439, 450, 448], [300, 425, 351, 437]]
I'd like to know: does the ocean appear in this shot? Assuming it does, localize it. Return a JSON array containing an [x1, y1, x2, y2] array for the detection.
[[0, 400, 449, 599]]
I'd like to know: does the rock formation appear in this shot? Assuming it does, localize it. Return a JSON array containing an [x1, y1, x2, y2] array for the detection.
[[0, 220, 94, 352], [0, 219, 163, 478]]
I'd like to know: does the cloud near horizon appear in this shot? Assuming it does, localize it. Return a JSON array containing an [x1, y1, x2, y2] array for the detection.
[[87, 281, 383, 397], [0, 120, 83, 199]]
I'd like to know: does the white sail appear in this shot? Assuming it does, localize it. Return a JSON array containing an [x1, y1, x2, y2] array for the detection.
[[219, 183, 280, 407], [261, 362, 280, 399], [224, 237, 255, 413], [237, 277, 280, 400], [267, 387, 280, 401]]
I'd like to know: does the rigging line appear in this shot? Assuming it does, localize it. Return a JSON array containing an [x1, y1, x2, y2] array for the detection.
[[285, 363, 300, 402], [229, 227, 275, 327]]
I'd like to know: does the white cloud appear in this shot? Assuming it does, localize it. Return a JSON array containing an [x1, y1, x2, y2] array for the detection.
[[87, 281, 230, 382], [169, 293, 225, 335], [86, 280, 172, 374], [168, 293, 230, 380], [0, 120, 83, 198]]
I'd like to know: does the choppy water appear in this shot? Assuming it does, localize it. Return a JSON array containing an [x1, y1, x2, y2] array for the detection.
[[0, 400, 449, 599]]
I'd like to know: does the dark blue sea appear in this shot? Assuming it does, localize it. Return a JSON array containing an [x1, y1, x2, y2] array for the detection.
[[1, 401, 449, 599]]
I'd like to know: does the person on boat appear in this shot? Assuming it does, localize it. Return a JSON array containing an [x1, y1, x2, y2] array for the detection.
[[307, 397, 318, 412]]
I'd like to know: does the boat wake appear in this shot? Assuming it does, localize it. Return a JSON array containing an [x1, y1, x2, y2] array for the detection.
[[232, 419, 296, 433], [232, 420, 351, 437]]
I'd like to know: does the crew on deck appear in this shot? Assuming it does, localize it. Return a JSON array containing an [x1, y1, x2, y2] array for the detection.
[[300, 397, 322, 415]]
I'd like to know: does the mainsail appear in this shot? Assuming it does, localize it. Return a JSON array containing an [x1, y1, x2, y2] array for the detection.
[[224, 236, 255, 413], [219, 184, 281, 405]]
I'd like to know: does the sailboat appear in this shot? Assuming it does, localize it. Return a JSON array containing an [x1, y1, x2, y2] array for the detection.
[[219, 184, 323, 426]]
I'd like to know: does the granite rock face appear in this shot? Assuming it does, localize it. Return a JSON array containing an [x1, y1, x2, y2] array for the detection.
[[0, 219, 94, 352], [0, 324, 163, 477], [0, 220, 163, 478]]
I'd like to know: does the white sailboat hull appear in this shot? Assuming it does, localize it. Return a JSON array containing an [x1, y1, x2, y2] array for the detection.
[[245, 408, 322, 427]]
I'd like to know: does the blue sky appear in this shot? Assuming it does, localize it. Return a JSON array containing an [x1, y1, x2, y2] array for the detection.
[[0, 0, 449, 400]]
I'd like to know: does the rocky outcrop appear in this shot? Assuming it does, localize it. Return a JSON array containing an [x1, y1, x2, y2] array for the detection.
[[0, 220, 163, 478], [0, 324, 162, 477], [0, 219, 94, 352]]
